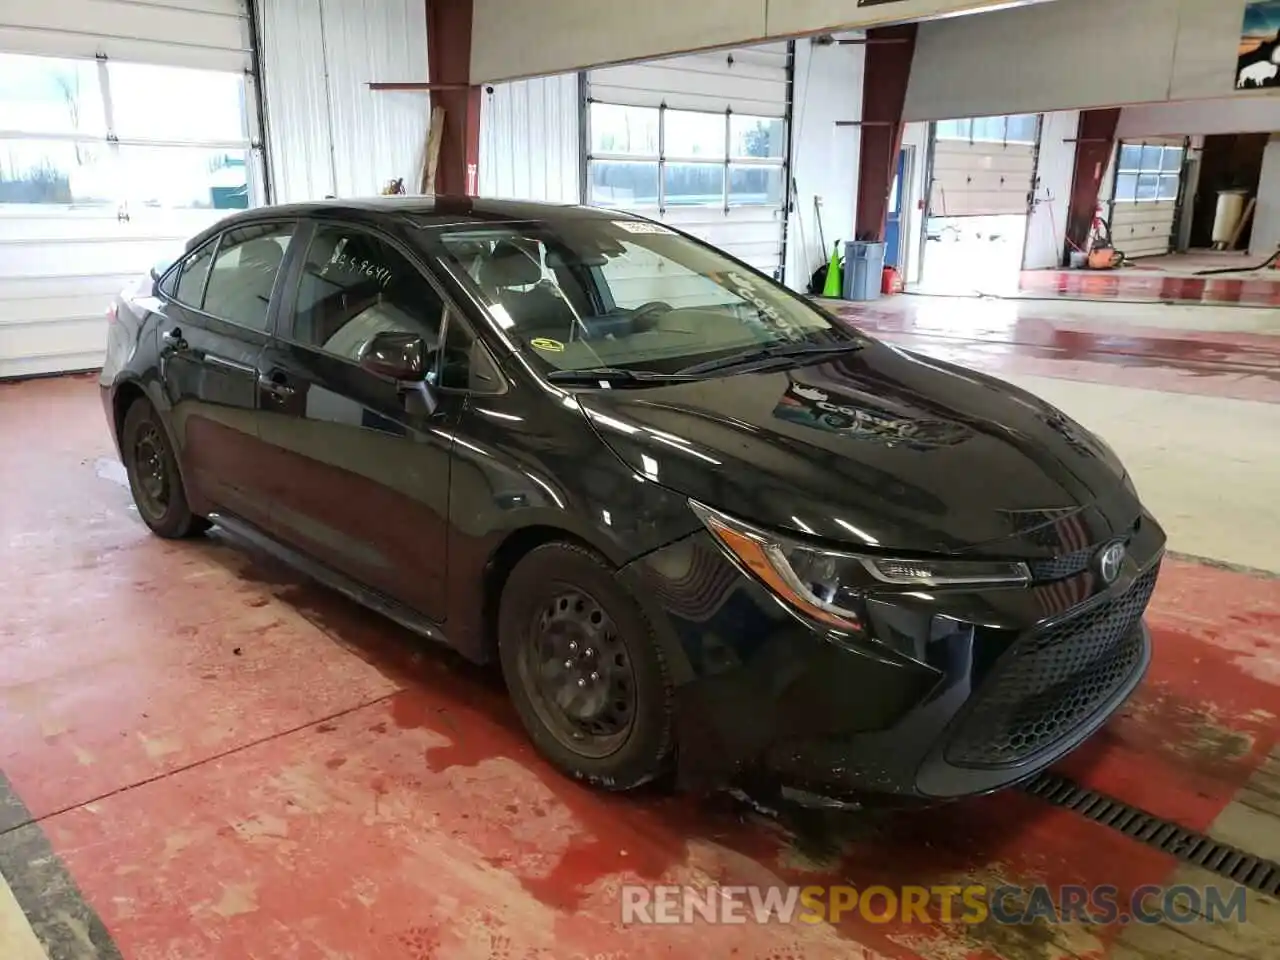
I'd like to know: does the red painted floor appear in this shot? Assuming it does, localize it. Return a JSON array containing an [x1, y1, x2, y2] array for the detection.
[[823, 298, 1280, 404], [2, 375, 1279, 959], [1017, 269, 1280, 308]]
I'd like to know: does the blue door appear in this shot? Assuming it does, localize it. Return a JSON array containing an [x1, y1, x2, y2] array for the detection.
[[884, 150, 907, 268]]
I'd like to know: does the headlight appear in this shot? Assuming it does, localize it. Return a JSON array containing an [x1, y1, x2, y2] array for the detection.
[[689, 501, 1030, 631]]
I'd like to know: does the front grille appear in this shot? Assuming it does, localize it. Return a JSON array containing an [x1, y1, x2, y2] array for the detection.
[[1028, 546, 1094, 582], [944, 564, 1160, 768]]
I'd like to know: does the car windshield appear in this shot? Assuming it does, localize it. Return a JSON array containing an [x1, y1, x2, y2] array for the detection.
[[428, 218, 859, 376]]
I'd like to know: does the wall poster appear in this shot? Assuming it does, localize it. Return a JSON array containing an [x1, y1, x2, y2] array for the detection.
[[1238, 0, 1280, 90]]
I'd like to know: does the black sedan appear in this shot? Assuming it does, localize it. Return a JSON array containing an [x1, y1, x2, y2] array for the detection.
[[100, 198, 1164, 804]]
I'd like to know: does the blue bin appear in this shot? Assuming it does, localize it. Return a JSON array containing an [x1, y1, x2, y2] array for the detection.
[[843, 240, 885, 301]]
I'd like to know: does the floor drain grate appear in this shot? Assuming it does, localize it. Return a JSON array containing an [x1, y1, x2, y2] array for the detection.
[[1023, 772, 1280, 897]]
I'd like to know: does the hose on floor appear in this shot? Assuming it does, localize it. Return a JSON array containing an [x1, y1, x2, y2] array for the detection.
[[1193, 249, 1280, 277]]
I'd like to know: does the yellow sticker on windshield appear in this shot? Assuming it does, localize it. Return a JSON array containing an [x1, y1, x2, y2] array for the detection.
[[530, 337, 565, 353]]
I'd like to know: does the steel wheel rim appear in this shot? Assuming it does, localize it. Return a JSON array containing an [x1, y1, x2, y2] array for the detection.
[[132, 425, 170, 520], [519, 586, 636, 758]]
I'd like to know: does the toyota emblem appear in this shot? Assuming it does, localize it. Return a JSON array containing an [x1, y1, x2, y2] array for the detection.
[[1097, 541, 1126, 584]]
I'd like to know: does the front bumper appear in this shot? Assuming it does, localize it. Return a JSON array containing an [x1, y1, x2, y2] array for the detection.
[[619, 511, 1165, 802]]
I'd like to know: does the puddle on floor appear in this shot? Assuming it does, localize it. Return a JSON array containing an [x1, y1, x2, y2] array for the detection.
[[94, 457, 128, 488]]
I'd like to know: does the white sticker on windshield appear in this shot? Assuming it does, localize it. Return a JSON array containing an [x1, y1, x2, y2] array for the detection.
[[614, 220, 673, 235]]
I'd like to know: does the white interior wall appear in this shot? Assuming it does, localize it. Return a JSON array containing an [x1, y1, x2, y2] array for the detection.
[[785, 35, 863, 292], [1254, 135, 1280, 258], [1023, 110, 1079, 269], [478, 74, 580, 203], [1117, 97, 1280, 139], [1098, 142, 1118, 208], [258, 0, 430, 202], [905, 0, 1253, 122]]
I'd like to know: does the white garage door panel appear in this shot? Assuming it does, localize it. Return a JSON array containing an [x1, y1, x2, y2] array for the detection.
[[1, 0, 254, 377], [0, 239, 177, 279], [3, 316, 107, 360], [930, 140, 1035, 217], [1111, 201, 1176, 258], [588, 42, 790, 279], [662, 206, 783, 275], [0, 0, 249, 70], [0, 272, 142, 305], [0, 212, 202, 377], [591, 46, 790, 116], [1, 290, 121, 324]]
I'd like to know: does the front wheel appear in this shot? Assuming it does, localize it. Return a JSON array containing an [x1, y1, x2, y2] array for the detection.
[[121, 398, 208, 539], [497, 542, 674, 790]]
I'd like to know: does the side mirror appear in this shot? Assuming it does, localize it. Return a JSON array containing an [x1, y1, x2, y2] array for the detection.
[[359, 331, 427, 383]]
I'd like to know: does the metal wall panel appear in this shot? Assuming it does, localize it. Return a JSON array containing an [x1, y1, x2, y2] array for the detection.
[[258, 0, 430, 202], [0, 0, 250, 70], [479, 73, 580, 203]]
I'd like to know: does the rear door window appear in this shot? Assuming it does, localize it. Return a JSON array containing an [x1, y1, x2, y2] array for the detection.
[[201, 223, 295, 331], [172, 239, 216, 306]]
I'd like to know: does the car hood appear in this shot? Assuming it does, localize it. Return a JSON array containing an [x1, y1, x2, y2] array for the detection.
[[576, 340, 1141, 556]]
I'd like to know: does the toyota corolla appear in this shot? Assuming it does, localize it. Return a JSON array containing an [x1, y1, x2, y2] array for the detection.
[[100, 197, 1164, 804]]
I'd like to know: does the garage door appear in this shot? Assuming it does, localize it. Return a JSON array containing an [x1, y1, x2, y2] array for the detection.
[[0, 0, 260, 379], [928, 115, 1039, 217], [585, 42, 791, 279], [1108, 137, 1185, 259]]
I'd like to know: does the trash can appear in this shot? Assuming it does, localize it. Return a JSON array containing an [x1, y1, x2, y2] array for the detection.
[[843, 240, 886, 301]]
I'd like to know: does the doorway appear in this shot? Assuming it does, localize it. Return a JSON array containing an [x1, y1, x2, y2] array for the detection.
[[885, 146, 915, 278], [1187, 133, 1268, 252], [915, 114, 1040, 296]]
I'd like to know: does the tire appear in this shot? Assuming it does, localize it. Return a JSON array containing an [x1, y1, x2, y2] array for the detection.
[[497, 541, 674, 790], [120, 398, 209, 540]]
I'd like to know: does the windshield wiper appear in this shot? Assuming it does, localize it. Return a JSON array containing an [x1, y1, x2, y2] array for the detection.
[[545, 367, 695, 386], [677, 339, 868, 376]]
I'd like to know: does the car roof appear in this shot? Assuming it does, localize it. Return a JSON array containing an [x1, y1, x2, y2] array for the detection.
[[215, 195, 635, 231]]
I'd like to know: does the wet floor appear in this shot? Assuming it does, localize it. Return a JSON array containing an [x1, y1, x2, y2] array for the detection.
[[824, 296, 1280, 404], [1015, 269, 1280, 308]]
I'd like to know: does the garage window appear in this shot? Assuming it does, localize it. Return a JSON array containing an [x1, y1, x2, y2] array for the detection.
[[935, 114, 1040, 146], [0, 51, 254, 210], [1114, 142, 1183, 203], [588, 103, 786, 210]]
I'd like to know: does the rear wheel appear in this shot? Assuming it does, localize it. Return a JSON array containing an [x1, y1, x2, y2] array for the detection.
[[121, 398, 208, 539], [497, 542, 673, 790]]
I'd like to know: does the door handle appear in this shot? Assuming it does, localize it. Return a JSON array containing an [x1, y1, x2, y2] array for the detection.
[[161, 327, 187, 351], [257, 371, 296, 399]]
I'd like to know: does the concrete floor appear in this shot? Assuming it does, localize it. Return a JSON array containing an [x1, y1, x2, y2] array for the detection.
[[3, 292, 1280, 959]]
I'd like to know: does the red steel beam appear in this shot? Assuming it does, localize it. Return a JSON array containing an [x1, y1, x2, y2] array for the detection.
[[1064, 108, 1122, 261], [854, 24, 918, 243], [425, 0, 481, 196]]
